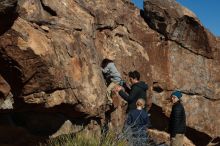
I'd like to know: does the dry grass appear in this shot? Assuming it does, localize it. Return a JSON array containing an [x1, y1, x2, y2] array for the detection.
[[38, 130, 128, 146]]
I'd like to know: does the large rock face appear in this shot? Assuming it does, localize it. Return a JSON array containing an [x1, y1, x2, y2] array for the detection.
[[143, 0, 220, 137], [144, 0, 215, 59], [0, 0, 220, 145]]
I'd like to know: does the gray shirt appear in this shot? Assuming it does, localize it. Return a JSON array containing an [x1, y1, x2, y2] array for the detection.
[[102, 62, 121, 83]]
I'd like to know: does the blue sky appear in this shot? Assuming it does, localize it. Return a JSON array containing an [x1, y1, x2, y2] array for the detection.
[[131, 0, 220, 36]]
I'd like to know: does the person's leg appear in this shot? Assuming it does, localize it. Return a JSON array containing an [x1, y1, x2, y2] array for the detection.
[[170, 137, 177, 146], [176, 134, 184, 146], [106, 82, 117, 104], [170, 134, 184, 146]]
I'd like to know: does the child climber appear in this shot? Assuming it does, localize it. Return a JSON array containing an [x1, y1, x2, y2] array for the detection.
[[124, 98, 149, 146], [101, 58, 122, 104]]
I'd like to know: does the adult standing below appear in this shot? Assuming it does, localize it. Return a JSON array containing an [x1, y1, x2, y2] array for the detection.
[[169, 91, 186, 146], [115, 70, 149, 113]]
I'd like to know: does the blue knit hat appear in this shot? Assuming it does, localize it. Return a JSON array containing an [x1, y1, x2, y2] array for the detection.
[[171, 91, 182, 99]]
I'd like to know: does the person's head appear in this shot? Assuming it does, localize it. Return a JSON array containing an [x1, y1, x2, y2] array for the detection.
[[101, 58, 113, 68], [128, 70, 140, 84], [136, 98, 145, 109], [170, 91, 182, 104]]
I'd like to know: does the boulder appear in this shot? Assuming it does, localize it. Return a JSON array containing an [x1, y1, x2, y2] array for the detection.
[[0, 0, 220, 145], [143, 0, 215, 58]]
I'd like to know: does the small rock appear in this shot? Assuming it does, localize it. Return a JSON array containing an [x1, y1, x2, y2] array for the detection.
[[41, 25, 50, 31]]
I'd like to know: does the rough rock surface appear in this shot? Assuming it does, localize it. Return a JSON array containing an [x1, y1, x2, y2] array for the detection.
[[144, 0, 216, 59], [143, 0, 220, 140], [148, 129, 195, 146], [0, 0, 220, 146]]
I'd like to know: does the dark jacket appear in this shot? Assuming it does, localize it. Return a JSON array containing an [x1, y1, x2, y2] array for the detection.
[[168, 101, 186, 137], [126, 109, 149, 129], [124, 109, 149, 146], [119, 81, 148, 112]]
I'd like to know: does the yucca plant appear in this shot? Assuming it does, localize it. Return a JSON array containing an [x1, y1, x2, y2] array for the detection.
[[38, 129, 128, 146]]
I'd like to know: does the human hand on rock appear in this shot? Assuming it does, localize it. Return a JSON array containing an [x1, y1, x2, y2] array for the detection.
[[114, 85, 123, 92], [125, 82, 131, 89]]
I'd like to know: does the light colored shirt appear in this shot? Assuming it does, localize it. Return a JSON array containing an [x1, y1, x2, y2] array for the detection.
[[102, 62, 121, 82]]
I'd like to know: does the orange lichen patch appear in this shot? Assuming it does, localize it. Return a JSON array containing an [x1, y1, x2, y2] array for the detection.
[[68, 57, 82, 81]]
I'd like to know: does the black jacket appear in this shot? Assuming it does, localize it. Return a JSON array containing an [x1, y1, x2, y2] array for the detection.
[[119, 81, 148, 112], [168, 101, 186, 137]]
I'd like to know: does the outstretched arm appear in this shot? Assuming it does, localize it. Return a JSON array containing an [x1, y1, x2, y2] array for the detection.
[[118, 86, 138, 103]]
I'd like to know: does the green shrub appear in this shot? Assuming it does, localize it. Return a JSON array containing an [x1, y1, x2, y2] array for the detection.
[[39, 130, 128, 146]]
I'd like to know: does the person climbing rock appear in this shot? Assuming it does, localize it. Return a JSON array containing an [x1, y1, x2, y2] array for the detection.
[[123, 98, 149, 146], [168, 91, 186, 146], [101, 58, 122, 104], [115, 70, 149, 113]]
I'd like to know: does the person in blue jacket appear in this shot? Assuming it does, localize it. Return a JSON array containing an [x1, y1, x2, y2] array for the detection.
[[123, 98, 149, 146]]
